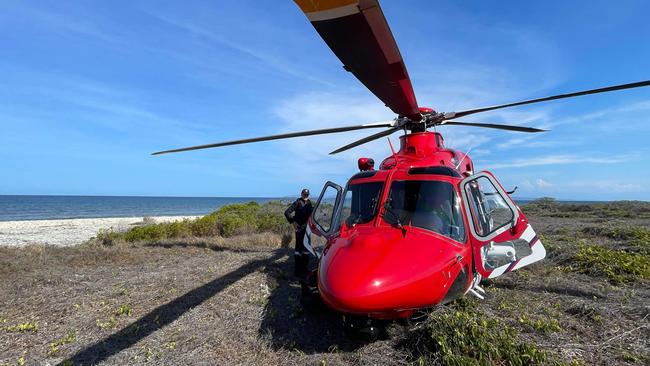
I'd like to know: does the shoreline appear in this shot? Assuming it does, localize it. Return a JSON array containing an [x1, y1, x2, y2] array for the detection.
[[0, 213, 207, 223], [0, 215, 200, 247]]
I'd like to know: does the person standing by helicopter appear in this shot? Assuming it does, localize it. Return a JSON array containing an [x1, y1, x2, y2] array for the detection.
[[284, 188, 313, 277]]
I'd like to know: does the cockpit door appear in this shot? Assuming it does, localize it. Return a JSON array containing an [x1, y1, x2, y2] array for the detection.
[[460, 171, 546, 279], [306, 181, 343, 258]]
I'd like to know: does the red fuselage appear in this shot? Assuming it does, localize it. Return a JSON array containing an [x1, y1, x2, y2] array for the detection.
[[316, 132, 476, 318], [311, 131, 541, 319]]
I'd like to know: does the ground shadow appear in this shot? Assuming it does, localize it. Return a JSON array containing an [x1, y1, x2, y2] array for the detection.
[[59, 249, 286, 365], [143, 241, 261, 253], [258, 256, 364, 353]]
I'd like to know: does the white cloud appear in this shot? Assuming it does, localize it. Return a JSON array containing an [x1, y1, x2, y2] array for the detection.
[[522, 179, 535, 190], [271, 92, 396, 172], [535, 178, 554, 188], [565, 180, 646, 193], [548, 99, 650, 129], [482, 154, 634, 170]]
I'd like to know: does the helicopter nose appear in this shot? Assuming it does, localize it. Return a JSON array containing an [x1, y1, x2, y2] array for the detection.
[[317, 230, 457, 314]]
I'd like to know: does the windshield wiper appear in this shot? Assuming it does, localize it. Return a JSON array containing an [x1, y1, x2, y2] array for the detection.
[[383, 202, 404, 230]]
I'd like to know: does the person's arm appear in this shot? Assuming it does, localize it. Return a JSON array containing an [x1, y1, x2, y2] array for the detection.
[[284, 200, 297, 223]]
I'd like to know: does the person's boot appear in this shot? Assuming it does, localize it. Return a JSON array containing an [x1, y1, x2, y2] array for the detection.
[[295, 253, 310, 278], [293, 253, 304, 277]]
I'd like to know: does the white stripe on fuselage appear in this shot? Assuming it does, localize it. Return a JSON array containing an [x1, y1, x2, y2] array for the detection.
[[487, 224, 545, 278]]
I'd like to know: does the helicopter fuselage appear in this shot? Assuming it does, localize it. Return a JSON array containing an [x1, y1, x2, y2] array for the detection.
[[308, 131, 544, 319]]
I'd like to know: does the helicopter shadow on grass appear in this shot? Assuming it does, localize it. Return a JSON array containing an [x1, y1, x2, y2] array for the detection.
[[258, 256, 365, 354], [58, 248, 287, 366]]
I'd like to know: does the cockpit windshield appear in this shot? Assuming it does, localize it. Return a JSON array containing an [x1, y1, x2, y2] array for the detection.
[[341, 182, 383, 226], [383, 180, 466, 243]]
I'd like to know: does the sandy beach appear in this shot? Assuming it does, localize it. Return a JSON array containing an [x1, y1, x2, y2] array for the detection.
[[0, 216, 199, 247]]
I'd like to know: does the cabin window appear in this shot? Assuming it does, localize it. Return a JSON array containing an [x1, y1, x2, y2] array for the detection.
[[383, 180, 466, 243], [463, 176, 514, 237], [341, 182, 384, 226], [313, 185, 341, 233]]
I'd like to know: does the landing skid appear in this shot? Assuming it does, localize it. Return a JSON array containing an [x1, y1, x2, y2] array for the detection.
[[299, 270, 390, 342], [342, 315, 387, 341]]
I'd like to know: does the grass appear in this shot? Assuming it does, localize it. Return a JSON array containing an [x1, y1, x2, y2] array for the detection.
[[582, 226, 650, 253], [522, 198, 650, 219], [47, 330, 77, 356], [568, 243, 650, 284], [5, 322, 38, 333], [537, 220, 650, 283], [518, 314, 563, 334], [2, 200, 649, 365], [400, 300, 550, 365], [116, 304, 133, 317], [96, 317, 118, 330], [91, 201, 292, 246]]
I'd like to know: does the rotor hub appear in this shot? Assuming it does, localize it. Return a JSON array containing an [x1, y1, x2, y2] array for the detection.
[[398, 107, 448, 132]]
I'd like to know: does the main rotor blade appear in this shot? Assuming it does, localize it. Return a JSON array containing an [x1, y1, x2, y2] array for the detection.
[[330, 126, 400, 155], [152, 122, 393, 155], [449, 80, 650, 119], [442, 121, 547, 133], [294, 0, 421, 120]]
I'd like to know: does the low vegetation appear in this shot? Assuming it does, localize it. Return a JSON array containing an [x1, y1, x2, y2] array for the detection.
[[518, 314, 563, 334], [582, 226, 650, 254], [523, 197, 650, 219], [91, 201, 293, 246], [47, 330, 77, 356], [4, 322, 38, 333], [1, 200, 649, 365], [400, 299, 550, 365], [116, 304, 133, 317], [568, 242, 650, 284]]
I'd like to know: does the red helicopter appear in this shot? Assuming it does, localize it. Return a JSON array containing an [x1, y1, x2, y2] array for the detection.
[[154, 0, 650, 337]]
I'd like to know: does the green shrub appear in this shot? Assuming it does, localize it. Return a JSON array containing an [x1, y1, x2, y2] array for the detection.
[[165, 220, 193, 238], [94, 229, 122, 246], [568, 244, 650, 283], [529, 197, 558, 210], [400, 302, 548, 365], [191, 214, 219, 237], [523, 200, 650, 219], [582, 226, 650, 254], [90, 201, 292, 245], [518, 314, 563, 334], [123, 224, 167, 242]]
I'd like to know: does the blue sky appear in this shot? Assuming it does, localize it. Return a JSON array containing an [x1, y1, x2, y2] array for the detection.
[[0, 0, 649, 200]]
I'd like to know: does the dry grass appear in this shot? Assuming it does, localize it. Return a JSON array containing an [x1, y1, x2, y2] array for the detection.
[[0, 202, 649, 365]]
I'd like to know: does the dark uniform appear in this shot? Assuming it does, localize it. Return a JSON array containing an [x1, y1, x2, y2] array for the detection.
[[284, 190, 313, 277]]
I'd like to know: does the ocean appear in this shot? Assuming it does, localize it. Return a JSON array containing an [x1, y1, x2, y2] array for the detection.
[[0, 195, 601, 222], [0, 195, 282, 221]]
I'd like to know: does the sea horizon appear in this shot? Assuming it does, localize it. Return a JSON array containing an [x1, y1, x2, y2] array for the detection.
[[0, 195, 287, 222], [1, 194, 640, 222]]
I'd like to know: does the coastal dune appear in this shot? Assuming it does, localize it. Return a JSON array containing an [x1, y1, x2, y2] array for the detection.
[[0, 216, 199, 247]]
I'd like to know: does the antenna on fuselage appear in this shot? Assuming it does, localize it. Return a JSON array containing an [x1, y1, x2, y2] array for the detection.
[[387, 137, 401, 169], [455, 146, 474, 170]]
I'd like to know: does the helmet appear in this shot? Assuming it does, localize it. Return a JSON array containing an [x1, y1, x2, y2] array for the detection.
[[301, 188, 310, 196]]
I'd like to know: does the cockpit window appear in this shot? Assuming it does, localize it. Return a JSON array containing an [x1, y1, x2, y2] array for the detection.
[[383, 180, 466, 243], [341, 182, 384, 226]]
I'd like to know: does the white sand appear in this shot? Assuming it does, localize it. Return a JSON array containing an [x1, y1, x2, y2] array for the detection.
[[0, 216, 200, 247]]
